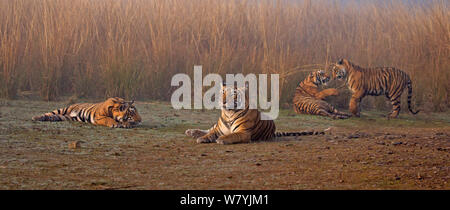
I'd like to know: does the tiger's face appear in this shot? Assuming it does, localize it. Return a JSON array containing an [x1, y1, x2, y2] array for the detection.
[[108, 98, 142, 126], [308, 70, 330, 86], [221, 83, 248, 111], [126, 104, 142, 126], [331, 59, 348, 81]]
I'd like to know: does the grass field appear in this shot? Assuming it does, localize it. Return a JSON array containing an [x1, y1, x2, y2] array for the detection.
[[0, 99, 448, 189], [1, 0, 448, 111]]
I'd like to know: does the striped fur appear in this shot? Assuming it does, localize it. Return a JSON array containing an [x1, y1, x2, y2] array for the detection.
[[293, 70, 351, 119], [32, 97, 142, 128], [186, 84, 324, 145], [331, 58, 420, 118]]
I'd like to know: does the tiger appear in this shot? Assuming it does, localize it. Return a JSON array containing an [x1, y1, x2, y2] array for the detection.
[[292, 70, 351, 119], [32, 97, 142, 128], [185, 83, 325, 145], [330, 58, 420, 118]]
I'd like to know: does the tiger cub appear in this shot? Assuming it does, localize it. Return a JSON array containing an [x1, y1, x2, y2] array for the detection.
[[32, 97, 141, 128], [293, 70, 351, 119], [331, 58, 420, 118]]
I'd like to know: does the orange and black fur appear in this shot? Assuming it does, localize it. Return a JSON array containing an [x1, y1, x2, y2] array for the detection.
[[293, 70, 351, 119], [185, 83, 325, 145], [32, 97, 142, 128], [331, 58, 420, 118]]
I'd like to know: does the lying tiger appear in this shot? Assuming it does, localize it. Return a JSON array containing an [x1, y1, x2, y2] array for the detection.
[[32, 97, 142, 128], [331, 58, 420, 118], [293, 70, 351, 119], [185, 83, 325, 145]]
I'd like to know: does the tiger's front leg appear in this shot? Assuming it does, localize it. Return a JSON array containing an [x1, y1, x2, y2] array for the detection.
[[216, 132, 251, 145], [196, 130, 219, 143], [185, 129, 209, 139], [315, 88, 339, 100], [349, 94, 363, 117], [95, 117, 131, 128]]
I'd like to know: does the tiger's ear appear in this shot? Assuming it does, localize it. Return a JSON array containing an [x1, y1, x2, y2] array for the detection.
[[108, 97, 124, 104], [338, 59, 344, 65], [104, 99, 117, 116]]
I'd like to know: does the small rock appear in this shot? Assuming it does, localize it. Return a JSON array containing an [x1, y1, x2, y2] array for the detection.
[[255, 163, 262, 166], [200, 153, 207, 156], [392, 142, 403, 146], [417, 174, 423, 180], [347, 134, 360, 139], [68, 141, 82, 149]]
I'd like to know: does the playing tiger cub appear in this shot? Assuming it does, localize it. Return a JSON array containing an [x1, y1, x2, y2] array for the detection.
[[292, 70, 351, 119], [330, 58, 420, 118], [185, 83, 325, 145], [32, 97, 142, 128]]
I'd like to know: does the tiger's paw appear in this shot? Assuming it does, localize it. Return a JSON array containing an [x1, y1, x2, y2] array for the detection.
[[196, 137, 215, 144], [186, 129, 207, 139], [111, 123, 132, 129]]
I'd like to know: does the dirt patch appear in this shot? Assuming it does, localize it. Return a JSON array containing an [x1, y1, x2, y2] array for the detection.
[[0, 100, 449, 189]]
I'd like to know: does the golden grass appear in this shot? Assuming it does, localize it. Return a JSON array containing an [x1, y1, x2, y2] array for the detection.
[[0, 0, 448, 111]]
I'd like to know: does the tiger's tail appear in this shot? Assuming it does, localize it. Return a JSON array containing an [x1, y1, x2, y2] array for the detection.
[[407, 79, 420, 115], [275, 128, 328, 137], [32, 108, 72, 121]]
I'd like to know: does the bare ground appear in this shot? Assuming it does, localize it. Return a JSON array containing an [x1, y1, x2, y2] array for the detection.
[[0, 99, 449, 189]]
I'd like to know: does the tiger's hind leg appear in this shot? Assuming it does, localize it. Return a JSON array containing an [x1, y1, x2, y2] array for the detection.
[[349, 91, 364, 117], [316, 103, 350, 120], [332, 109, 351, 119], [316, 109, 345, 119], [332, 113, 350, 119], [387, 90, 403, 119], [32, 114, 70, 121], [387, 98, 401, 119]]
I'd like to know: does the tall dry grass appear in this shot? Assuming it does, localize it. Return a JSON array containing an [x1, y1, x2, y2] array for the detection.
[[0, 0, 448, 111]]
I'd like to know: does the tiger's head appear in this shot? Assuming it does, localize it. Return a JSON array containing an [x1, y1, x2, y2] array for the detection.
[[220, 82, 249, 111], [106, 97, 142, 126], [306, 70, 330, 86], [331, 58, 349, 81]]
